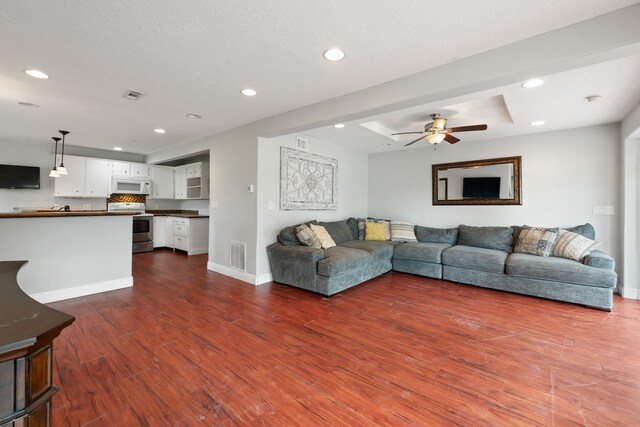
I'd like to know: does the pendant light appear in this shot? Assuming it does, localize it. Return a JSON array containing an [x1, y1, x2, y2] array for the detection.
[[57, 130, 69, 174], [49, 137, 61, 177]]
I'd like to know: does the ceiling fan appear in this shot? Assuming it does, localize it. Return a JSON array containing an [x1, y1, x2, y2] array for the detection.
[[392, 113, 488, 146]]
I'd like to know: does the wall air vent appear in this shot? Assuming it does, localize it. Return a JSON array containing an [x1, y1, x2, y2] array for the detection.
[[296, 137, 309, 151], [230, 241, 246, 272], [123, 89, 145, 100]]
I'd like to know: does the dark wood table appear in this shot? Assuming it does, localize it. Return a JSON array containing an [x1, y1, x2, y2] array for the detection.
[[0, 261, 75, 426]]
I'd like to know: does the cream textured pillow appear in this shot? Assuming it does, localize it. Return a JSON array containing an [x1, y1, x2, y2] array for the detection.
[[374, 220, 391, 240], [309, 224, 336, 249], [390, 221, 417, 242], [514, 226, 558, 257], [295, 224, 321, 248], [552, 229, 600, 261]]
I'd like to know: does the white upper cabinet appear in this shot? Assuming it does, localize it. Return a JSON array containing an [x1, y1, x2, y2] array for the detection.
[[174, 165, 187, 199], [112, 162, 130, 176], [131, 163, 150, 177], [54, 155, 87, 197], [85, 158, 113, 198], [149, 165, 174, 199]]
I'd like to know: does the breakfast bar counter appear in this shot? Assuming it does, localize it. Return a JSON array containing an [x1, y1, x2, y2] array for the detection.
[[0, 213, 135, 303]]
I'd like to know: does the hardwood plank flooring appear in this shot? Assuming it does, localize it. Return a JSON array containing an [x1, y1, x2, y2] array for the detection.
[[48, 249, 640, 426]]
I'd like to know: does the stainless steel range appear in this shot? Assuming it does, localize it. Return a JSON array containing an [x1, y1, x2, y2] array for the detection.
[[107, 202, 154, 253]]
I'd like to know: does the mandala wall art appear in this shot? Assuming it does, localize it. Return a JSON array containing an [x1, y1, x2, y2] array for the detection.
[[280, 147, 338, 210]]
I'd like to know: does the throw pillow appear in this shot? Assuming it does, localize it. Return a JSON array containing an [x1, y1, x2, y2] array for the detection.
[[376, 220, 391, 240], [295, 224, 321, 248], [364, 222, 386, 241], [357, 219, 366, 240], [309, 224, 336, 249], [390, 221, 418, 242], [514, 226, 559, 257], [552, 229, 601, 261], [415, 226, 458, 245]]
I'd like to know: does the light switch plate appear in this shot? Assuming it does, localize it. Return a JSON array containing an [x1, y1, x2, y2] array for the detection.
[[592, 206, 614, 215], [267, 201, 274, 211]]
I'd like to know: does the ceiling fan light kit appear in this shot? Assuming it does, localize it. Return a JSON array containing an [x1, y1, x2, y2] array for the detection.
[[392, 112, 488, 147]]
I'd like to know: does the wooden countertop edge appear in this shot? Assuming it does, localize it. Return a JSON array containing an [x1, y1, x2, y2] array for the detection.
[[0, 211, 140, 218]]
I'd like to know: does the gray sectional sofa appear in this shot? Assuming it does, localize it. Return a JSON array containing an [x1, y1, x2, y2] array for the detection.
[[266, 219, 617, 310]]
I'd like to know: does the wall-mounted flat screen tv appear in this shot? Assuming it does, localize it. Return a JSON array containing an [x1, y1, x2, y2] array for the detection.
[[462, 177, 500, 199], [0, 164, 41, 189]]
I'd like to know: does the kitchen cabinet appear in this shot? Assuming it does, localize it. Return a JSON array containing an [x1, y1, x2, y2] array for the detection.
[[54, 156, 86, 197], [153, 217, 166, 248], [112, 161, 131, 176], [165, 217, 174, 248], [175, 162, 209, 200], [85, 158, 112, 198], [131, 163, 150, 177], [174, 166, 187, 199], [149, 165, 174, 199]]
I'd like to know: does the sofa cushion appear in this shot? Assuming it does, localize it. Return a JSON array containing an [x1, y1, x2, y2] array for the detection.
[[584, 250, 615, 270], [506, 253, 616, 288], [390, 221, 418, 242], [415, 226, 458, 245], [277, 220, 318, 246], [552, 229, 600, 261], [317, 246, 371, 277], [346, 217, 362, 241], [309, 224, 336, 249], [365, 222, 387, 241], [340, 240, 396, 263], [566, 223, 596, 240], [458, 224, 513, 253], [442, 245, 508, 274], [513, 226, 559, 257], [295, 224, 321, 248], [394, 242, 451, 264], [319, 220, 354, 245]]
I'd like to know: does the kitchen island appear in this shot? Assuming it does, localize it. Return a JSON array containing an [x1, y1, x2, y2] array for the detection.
[[0, 211, 136, 303]]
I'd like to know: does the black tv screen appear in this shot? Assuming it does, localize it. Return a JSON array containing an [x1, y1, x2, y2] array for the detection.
[[0, 164, 41, 189], [462, 177, 500, 199]]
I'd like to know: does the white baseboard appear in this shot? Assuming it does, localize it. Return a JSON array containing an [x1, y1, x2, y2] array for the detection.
[[620, 286, 639, 299], [256, 273, 273, 285], [207, 262, 257, 285], [30, 276, 134, 304]]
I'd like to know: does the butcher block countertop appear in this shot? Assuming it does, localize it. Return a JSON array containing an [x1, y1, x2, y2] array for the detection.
[[0, 211, 139, 219], [146, 209, 209, 218]]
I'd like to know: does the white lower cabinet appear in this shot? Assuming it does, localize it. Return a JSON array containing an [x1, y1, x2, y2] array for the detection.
[[153, 216, 207, 255]]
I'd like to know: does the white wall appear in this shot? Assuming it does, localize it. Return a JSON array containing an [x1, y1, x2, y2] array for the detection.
[[368, 124, 621, 266], [255, 134, 368, 279]]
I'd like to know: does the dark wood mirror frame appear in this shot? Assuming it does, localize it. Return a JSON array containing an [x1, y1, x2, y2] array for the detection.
[[432, 156, 522, 205]]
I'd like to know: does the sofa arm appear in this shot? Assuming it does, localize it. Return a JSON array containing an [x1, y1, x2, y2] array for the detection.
[[267, 243, 325, 292], [584, 250, 615, 271]]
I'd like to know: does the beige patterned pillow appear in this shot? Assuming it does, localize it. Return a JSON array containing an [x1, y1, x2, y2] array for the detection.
[[309, 224, 336, 249], [552, 229, 600, 261], [295, 224, 321, 248], [390, 221, 417, 242], [514, 226, 558, 257]]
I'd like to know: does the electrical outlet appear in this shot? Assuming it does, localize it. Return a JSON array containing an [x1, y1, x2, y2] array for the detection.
[[592, 206, 614, 215], [83, 203, 92, 210]]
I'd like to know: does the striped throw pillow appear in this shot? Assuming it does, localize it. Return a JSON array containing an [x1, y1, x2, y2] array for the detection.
[[552, 229, 600, 261], [390, 221, 417, 242], [295, 224, 321, 248]]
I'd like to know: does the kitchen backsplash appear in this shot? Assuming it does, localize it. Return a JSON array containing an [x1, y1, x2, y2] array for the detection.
[[107, 194, 146, 203]]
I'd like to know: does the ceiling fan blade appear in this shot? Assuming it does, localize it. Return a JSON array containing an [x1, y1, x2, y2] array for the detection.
[[404, 135, 425, 146], [448, 124, 488, 133], [391, 131, 424, 135], [444, 133, 460, 144]]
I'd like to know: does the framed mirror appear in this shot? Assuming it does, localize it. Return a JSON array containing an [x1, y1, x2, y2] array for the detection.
[[432, 156, 522, 205]]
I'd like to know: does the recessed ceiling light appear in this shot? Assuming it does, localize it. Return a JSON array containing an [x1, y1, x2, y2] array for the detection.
[[323, 48, 345, 61], [186, 113, 202, 119], [241, 88, 257, 97], [113, 147, 123, 151], [522, 79, 544, 88], [18, 101, 40, 108], [530, 120, 546, 126], [154, 128, 166, 134], [334, 123, 345, 129], [585, 95, 603, 103], [24, 69, 49, 79]]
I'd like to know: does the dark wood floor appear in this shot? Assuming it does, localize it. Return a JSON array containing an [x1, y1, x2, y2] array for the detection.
[[48, 249, 640, 426]]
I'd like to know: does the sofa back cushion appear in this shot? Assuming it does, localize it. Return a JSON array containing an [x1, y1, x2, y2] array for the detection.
[[295, 224, 322, 248], [565, 223, 596, 240], [415, 226, 458, 245], [277, 220, 318, 246], [458, 224, 513, 253], [346, 217, 363, 240], [319, 220, 354, 244]]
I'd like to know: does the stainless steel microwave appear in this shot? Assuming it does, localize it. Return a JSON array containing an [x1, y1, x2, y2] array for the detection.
[[111, 176, 151, 194]]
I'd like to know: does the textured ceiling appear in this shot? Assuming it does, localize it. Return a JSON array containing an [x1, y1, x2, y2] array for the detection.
[[0, 0, 638, 154]]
